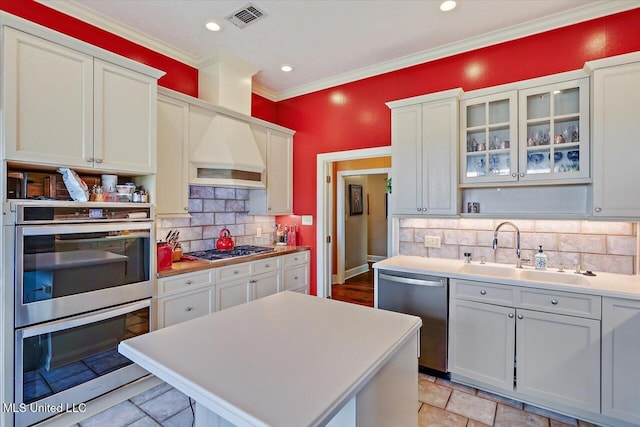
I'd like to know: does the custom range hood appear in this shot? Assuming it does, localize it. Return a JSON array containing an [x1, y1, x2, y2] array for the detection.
[[189, 50, 265, 188]]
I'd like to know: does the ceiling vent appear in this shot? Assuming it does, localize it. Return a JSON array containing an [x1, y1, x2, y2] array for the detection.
[[225, 3, 267, 28]]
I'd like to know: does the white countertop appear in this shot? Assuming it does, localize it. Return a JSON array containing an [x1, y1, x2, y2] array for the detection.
[[374, 256, 640, 300], [119, 291, 421, 427]]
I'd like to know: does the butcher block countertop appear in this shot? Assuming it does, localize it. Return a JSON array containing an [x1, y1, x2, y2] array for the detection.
[[119, 291, 421, 427], [157, 245, 310, 278]]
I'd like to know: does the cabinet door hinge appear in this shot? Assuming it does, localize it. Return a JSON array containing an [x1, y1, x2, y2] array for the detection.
[[326, 236, 331, 244], [326, 175, 331, 184]]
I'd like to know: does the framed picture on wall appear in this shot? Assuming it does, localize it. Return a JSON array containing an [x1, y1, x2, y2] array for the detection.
[[349, 184, 363, 216]]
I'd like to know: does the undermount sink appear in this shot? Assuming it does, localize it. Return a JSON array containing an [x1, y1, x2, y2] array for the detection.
[[458, 263, 519, 279], [518, 269, 590, 286]]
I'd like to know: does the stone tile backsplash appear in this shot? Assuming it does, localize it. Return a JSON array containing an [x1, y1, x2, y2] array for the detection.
[[399, 218, 638, 275], [156, 186, 276, 252]]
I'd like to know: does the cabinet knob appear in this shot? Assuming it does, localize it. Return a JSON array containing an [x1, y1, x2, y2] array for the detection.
[[184, 306, 192, 312], [294, 257, 298, 261], [268, 207, 272, 211], [95, 158, 103, 164], [595, 207, 602, 213], [551, 299, 558, 305], [480, 290, 487, 295], [294, 276, 299, 280], [517, 314, 524, 319], [185, 280, 193, 285], [265, 264, 270, 268], [417, 207, 422, 212], [508, 313, 514, 318], [86, 157, 94, 162], [233, 270, 239, 275], [249, 279, 257, 284], [511, 173, 517, 177], [184, 207, 189, 211], [519, 172, 525, 177]]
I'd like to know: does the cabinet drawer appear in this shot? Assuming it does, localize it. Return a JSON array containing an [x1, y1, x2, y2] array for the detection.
[[217, 262, 252, 282], [518, 288, 601, 319], [283, 265, 309, 292], [282, 251, 309, 267], [252, 257, 281, 275], [452, 279, 516, 306], [158, 289, 212, 328], [158, 271, 212, 296]]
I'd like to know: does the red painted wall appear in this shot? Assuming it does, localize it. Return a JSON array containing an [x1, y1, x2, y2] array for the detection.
[[252, 93, 278, 123], [1, 0, 198, 96], [274, 8, 640, 295]]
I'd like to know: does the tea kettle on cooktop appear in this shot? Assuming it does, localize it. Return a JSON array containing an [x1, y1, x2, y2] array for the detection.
[[216, 228, 235, 250]]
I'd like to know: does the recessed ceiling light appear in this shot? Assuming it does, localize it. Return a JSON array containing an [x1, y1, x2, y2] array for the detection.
[[205, 21, 222, 32], [440, 0, 457, 12], [280, 65, 293, 72]]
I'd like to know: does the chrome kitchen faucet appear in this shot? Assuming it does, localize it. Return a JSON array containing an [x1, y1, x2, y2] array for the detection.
[[492, 221, 529, 268]]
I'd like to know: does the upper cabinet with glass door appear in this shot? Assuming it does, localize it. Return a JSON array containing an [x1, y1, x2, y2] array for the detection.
[[518, 78, 589, 182], [461, 91, 518, 185], [461, 76, 589, 186]]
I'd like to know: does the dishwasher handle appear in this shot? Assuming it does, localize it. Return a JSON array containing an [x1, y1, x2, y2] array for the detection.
[[379, 273, 444, 287]]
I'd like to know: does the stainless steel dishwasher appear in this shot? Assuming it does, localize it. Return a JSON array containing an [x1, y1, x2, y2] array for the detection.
[[376, 269, 448, 373]]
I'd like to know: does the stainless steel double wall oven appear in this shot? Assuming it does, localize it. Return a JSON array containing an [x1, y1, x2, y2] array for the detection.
[[7, 201, 154, 426]]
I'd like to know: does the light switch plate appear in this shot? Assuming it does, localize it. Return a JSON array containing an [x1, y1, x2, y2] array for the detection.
[[256, 227, 262, 238], [424, 236, 442, 248]]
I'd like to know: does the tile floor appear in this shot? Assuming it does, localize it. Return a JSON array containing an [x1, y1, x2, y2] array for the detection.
[[74, 373, 602, 427], [418, 373, 600, 427]]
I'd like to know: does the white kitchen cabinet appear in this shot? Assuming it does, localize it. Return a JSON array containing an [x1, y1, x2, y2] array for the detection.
[[216, 269, 281, 311], [460, 91, 518, 184], [282, 251, 310, 294], [461, 77, 589, 186], [2, 27, 160, 174], [93, 59, 157, 173], [387, 89, 461, 216], [517, 79, 589, 183], [155, 269, 215, 329], [449, 298, 515, 392], [215, 257, 283, 311], [602, 297, 640, 424], [516, 308, 600, 412], [449, 279, 601, 414], [589, 57, 640, 218], [157, 288, 214, 328], [156, 93, 190, 216], [248, 127, 294, 215], [3, 27, 93, 168]]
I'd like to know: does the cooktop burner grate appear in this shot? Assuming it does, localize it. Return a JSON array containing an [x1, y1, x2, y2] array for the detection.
[[185, 245, 275, 261]]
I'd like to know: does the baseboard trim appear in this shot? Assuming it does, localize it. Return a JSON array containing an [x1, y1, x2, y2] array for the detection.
[[367, 255, 386, 263], [344, 263, 370, 281]]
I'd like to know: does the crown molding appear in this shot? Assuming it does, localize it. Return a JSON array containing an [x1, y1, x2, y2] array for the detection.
[[36, 0, 639, 102], [35, 0, 198, 67], [272, 1, 639, 101]]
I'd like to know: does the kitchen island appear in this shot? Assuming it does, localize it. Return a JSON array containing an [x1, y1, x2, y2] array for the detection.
[[119, 291, 421, 427]]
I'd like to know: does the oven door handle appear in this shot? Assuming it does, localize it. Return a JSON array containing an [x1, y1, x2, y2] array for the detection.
[[18, 221, 152, 236], [19, 299, 150, 338]]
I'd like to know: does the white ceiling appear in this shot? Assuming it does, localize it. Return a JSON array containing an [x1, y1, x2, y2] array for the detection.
[[40, 0, 638, 100]]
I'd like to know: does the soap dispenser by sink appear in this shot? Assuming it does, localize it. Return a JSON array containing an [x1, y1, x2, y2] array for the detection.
[[535, 246, 548, 270]]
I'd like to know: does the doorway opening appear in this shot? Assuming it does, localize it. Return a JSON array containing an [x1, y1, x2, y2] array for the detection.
[[316, 146, 396, 299]]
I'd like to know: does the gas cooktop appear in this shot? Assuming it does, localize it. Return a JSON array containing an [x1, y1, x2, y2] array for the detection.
[[185, 245, 275, 261]]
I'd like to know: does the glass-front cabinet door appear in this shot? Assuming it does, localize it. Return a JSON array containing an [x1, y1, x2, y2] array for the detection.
[[518, 78, 589, 182], [461, 91, 518, 184]]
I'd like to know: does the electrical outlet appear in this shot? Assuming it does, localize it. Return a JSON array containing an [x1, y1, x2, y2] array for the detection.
[[424, 236, 441, 248], [256, 227, 262, 238]]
